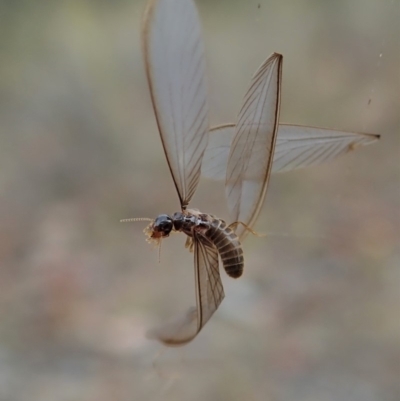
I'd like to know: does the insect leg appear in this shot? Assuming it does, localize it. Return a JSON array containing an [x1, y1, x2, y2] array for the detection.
[[228, 221, 266, 237], [185, 236, 195, 252]]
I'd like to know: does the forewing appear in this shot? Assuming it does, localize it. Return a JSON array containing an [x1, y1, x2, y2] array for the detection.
[[146, 234, 224, 346], [225, 53, 282, 240], [142, 0, 209, 208], [202, 124, 379, 179]]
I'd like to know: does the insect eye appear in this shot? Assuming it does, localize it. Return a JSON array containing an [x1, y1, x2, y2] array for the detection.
[[154, 215, 173, 235], [160, 221, 171, 230]]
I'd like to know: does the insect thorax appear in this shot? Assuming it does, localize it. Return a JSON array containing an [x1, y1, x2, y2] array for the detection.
[[172, 209, 212, 237]]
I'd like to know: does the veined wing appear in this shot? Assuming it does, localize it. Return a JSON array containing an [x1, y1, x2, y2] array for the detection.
[[142, 0, 209, 208], [202, 124, 235, 180], [202, 124, 380, 179], [225, 53, 282, 240], [146, 233, 224, 346]]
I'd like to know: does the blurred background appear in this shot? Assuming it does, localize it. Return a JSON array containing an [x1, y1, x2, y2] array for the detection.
[[0, 0, 399, 400]]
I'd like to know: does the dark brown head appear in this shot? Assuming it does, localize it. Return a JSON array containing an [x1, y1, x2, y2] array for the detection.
[[120, 214, 173, 246], [150, 214, 174, 239]]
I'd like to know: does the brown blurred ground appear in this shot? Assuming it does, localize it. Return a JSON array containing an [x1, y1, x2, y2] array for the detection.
[[0, 1, 399, 400]]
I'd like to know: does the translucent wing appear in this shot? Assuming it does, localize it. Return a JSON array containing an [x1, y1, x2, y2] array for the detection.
[[202, 124, 380, 179], [225, 53, 282, 240], [202, 124, 235, 180], [146, 233, 224, 346], [269, 125, 380, 172], [142, 0, 209, 208]]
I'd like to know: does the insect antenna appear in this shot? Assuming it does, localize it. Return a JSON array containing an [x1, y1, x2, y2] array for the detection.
[[121, 217, 160, 246], [120, 217, 154, 223], [158, 240, 162, 264]]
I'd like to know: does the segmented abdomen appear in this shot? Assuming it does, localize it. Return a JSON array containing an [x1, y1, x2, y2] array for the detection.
[[205, 219, 244, 278]]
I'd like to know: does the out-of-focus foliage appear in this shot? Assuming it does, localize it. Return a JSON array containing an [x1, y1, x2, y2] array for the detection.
[[0, 1, 398, 400]]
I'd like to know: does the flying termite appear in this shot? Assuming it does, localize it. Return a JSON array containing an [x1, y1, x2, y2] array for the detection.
[[122, 0, 379, 346]]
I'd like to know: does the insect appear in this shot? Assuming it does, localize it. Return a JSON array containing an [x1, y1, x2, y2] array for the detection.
[[123, 0, 379, 346]]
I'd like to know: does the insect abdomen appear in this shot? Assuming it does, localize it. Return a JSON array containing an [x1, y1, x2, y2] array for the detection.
[[206, 219, 244, 278]]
